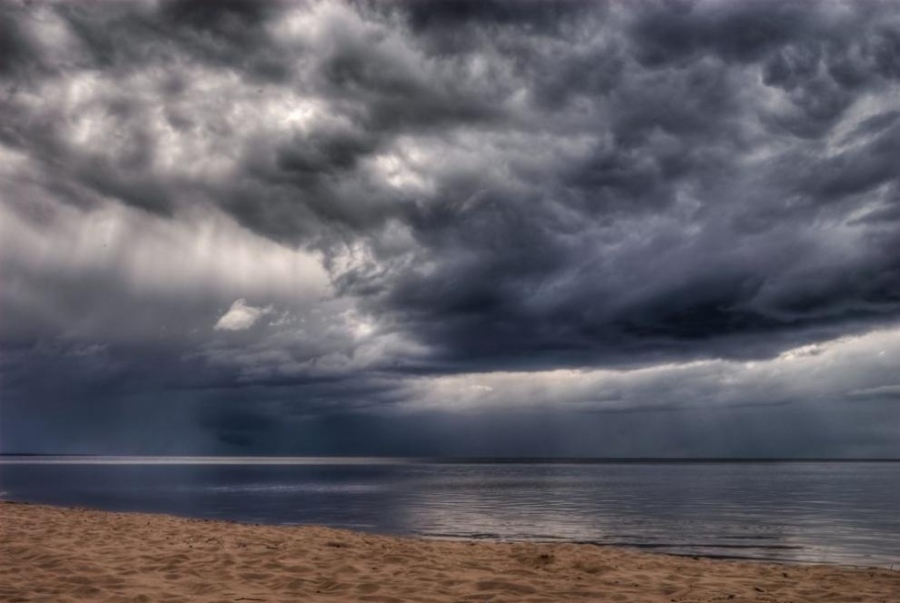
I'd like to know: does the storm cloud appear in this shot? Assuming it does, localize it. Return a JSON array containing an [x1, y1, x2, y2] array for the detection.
[[1, 0, 899, 456]]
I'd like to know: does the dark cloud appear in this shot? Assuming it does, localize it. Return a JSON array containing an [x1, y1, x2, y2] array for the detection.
[[799, 123, 900, 201], [398, 0, 591, 31], [0, 3, 39, 77], [631, 0, 814, 66], [2, 0, 900, 456]]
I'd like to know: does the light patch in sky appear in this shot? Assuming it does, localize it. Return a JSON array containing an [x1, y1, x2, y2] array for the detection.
[[214, 299, 273, 332], [0, 196, 330, 339], [403, 327, 900, 413]]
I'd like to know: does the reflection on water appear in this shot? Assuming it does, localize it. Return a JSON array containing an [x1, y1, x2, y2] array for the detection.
[[1, 459, 898, 567]]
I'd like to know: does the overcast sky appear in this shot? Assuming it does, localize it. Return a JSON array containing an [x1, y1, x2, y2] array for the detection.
[[2, 0, 899, 457]]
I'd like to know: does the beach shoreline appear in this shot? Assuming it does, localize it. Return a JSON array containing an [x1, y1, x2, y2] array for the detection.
[[2, 501, 898, 602]]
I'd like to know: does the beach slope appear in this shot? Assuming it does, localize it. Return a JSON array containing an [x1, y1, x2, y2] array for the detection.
[[2, 502, 898, 602]]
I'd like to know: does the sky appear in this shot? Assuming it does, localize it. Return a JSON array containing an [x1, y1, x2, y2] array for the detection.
[[1, 0, 899, 457]]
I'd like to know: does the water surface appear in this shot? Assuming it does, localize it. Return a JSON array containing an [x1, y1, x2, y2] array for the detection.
[[2, 457, 898, 568]]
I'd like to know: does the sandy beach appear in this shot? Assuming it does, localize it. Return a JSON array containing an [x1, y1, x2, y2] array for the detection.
[[2, 502, 898, 603]]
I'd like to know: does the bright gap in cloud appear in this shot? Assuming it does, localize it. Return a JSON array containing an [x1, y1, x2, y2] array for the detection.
[[402, 327, 900, 413], [214, 299, 273, 331]]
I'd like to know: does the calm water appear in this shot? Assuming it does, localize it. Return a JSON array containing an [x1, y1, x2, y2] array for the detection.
[[2, 458, 899, 568]]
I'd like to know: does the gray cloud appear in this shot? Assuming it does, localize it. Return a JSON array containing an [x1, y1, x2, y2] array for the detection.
[[2, 0, 900, 456]]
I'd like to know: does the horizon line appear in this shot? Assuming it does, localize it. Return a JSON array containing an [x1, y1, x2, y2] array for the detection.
[[1, 454, 899, 464]]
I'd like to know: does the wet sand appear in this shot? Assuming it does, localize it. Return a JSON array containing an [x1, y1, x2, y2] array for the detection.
[[2, 501, 898, 602]]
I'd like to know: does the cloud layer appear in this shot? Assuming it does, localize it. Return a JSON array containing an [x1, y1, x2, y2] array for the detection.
[[1, 0, 899, 455]]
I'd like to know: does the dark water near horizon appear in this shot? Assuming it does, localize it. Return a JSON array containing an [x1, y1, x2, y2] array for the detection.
[[2, 458, 899, 568]]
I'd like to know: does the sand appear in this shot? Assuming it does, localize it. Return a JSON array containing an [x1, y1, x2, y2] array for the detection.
[[1, 502, 898, 603]]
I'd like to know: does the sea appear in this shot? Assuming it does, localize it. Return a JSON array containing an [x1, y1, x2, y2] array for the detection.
[[2, 457, 898, 568]]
